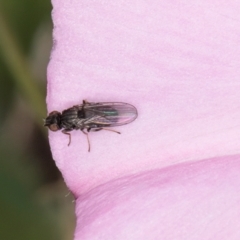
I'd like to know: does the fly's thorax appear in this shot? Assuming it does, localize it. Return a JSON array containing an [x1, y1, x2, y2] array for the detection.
[[77, 109, 85, 119], [61, 106, 87, 130]]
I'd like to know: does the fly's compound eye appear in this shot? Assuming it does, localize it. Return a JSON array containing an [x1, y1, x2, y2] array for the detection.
[[44, 111, 62, 131], [48, 123, 60, 131]]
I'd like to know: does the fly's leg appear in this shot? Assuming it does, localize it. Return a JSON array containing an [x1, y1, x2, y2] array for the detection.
[[91, 128, 121, 134], [81, 130, 91, 152], [103, 128, 121, 134], [83, 127, 121, 152], [83, 100, 90, 105], [62, 130, 72, 146]]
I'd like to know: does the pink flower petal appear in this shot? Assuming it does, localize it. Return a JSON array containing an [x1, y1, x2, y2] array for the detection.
[[47, 0, 240, 239], [75, 155, 240, 239]]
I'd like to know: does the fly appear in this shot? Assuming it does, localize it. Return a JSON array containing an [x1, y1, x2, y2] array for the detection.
[[44, 100, 138, 151]]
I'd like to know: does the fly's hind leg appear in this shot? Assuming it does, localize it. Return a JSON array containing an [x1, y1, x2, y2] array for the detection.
[[83, 128, 121, 152], [62, 130, 72, 146], [91, 128, 121, 134]]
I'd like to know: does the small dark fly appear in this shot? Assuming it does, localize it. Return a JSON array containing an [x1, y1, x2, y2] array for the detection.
[[44, 100, 138, 151]]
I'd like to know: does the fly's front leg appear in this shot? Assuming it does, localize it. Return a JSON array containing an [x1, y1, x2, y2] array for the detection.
[[62, 130, 72, 146]]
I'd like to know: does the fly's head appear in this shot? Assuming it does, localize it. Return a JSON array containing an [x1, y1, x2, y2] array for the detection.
[[44, 111, 62, 132]]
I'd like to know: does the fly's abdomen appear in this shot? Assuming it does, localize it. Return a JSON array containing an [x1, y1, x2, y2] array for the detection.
[[83, 102, 138, 127]]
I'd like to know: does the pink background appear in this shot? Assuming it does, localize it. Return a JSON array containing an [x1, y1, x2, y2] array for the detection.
[[47, 0, 240, 239]]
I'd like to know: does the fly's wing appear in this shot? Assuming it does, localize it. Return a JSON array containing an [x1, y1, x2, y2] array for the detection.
[[82, 102, 138, 128]]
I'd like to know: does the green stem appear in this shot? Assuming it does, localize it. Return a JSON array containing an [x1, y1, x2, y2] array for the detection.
[[0, 10, 46, 129]]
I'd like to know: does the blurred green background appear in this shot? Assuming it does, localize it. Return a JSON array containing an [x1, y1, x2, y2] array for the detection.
[[0, 1, 75, 239]]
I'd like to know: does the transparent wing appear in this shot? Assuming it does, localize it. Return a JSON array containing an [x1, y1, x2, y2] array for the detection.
[[81, 102, 138, 127]]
